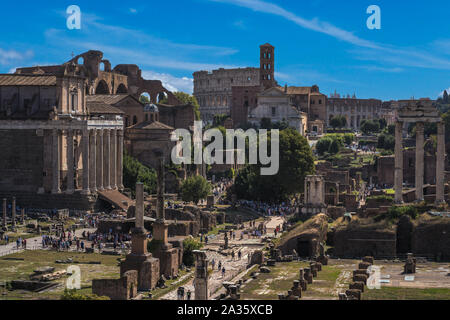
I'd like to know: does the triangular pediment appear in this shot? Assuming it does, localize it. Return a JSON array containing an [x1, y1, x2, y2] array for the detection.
[[259, 86, 286, 97]]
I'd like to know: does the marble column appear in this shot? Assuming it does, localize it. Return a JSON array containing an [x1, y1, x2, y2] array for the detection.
[[117, 130, 124, 190], [89, 130, 97, 193], [110, 129, 117, 189], [11, 197, 16, 229], [21, 208, 25, 224], [97, 129, 104, 191], [104, 130, 111, 190], [81, 130, 90, 194], [51, 129, 61, 194], [2, 198, 6, 228], [66, 130, 75, 194], [394, 121, 404, 204], [436, 122, 445, 204], [415, 122, 424, 201]]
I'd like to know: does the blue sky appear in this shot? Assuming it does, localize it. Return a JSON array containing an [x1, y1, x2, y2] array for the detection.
[[0, 0, 449, 100]]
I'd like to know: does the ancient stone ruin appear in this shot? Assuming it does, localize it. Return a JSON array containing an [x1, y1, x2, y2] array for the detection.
[[193, 250, 209, 300], [92, 270, 138, 300], [120, 183, 160, 291]]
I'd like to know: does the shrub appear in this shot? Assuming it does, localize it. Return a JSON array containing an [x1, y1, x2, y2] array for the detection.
[[386, 206, 418, 220], [182, 237, 204, 266]]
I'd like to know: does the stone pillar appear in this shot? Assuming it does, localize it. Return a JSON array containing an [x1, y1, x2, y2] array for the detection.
[[89, 130, 97, 193], [117, 130, 124, 190], [436, 122, 445, 204], [135, 182, 144, 231], [66, 130, 75, 194], [394, 121, 404, 204], [11, 197, 16, 229], [51, 129, 61, 194], [97, 129, 104, 191], [21, 208, 25, 224], [304, 180, 309, 204], [335, 183, 340, 205], [104, 130, 111, 190], [156, 152, 165, 221], [111, 129, 117, 189], [415, 122, 424, 201], [2, 198, 6, 229], [81, 130, 90, 195], [194, 250, 209, 300]]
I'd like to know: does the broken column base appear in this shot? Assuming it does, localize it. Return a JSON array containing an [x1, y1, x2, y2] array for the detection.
[[92, 270, 138, 300], [120, 254, 160, 291]]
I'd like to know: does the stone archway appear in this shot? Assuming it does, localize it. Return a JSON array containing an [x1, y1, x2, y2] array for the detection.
[[95, 80, 110, 94], [116, 83, 128, 94]]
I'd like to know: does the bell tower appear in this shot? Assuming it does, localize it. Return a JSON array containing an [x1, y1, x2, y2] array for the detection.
[[260, 43, 275, 89]]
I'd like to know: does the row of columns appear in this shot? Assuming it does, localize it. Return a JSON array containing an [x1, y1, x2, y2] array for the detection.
[[394, 121, 445, 204], [52, 128, 124, 195]]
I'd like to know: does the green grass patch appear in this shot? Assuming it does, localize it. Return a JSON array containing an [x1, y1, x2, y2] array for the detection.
[[363, 287, 450, 300]]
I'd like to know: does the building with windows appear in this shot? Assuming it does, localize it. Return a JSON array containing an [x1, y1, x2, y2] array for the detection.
[[327, 97, 383, 129]]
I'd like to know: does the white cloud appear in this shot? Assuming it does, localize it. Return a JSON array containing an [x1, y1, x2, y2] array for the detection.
[[0, 48, 33, 66], [129, 8, 138, 14], [209, 0, 450, 71], [44, 29, 237, 72], [210, 0, 380, 49], [353, 65, 404, 73], [141, 70, 194, 93], [233, 20, 247, 29]]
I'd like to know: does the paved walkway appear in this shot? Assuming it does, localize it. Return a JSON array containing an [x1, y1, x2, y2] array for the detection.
[[160, 216, 284, 300]]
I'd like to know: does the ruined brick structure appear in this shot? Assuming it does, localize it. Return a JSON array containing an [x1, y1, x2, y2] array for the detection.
[[17, 51, 195, 132], [92, 270, 138, 300]]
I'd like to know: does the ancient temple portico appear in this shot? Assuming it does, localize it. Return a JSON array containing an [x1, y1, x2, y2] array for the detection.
[[394, 100, 445, 204], [302, 175, 327, 215], [0, 120, 123, 196]]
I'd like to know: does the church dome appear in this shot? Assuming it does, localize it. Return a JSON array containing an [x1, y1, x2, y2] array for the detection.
[[144, 103, 159, 113]]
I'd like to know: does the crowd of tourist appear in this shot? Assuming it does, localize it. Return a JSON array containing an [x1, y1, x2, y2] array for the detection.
[[239, 200, 298, 217]]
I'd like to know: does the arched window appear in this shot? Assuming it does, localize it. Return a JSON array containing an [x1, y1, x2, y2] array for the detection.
[[139, 92, 151, 104], [133, 116, 137, 125], [95, 80, 110, 94], [116, 83, 128, 94]]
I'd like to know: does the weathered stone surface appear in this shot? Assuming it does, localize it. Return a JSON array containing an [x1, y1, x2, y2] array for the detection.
[[92, 270, 138, 300], [349, 281, 365, 293]]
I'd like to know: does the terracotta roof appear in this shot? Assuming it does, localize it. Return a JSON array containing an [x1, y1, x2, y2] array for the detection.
[[0, 74, 57, 86], [87, 102, 124, 115], [280, 86, 312, 95], [128, 121, 174, 130], [86, 94, 133, 105]]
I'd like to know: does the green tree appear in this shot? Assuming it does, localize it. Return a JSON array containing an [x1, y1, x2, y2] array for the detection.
[[316, 136, 333, 156], [260, 118, 273, 130], [328, 138, 341, 154], [160, 91, 201, 120], [330, 115, 347, 129], [123, 152, 157, 196], [234, 128, 315, 203], [139, 94, 150, 104], [182, 237, 204, 266], [181, 175, 211, 204], [360, 120, 381, 135], [213, 114, 229, 127]]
